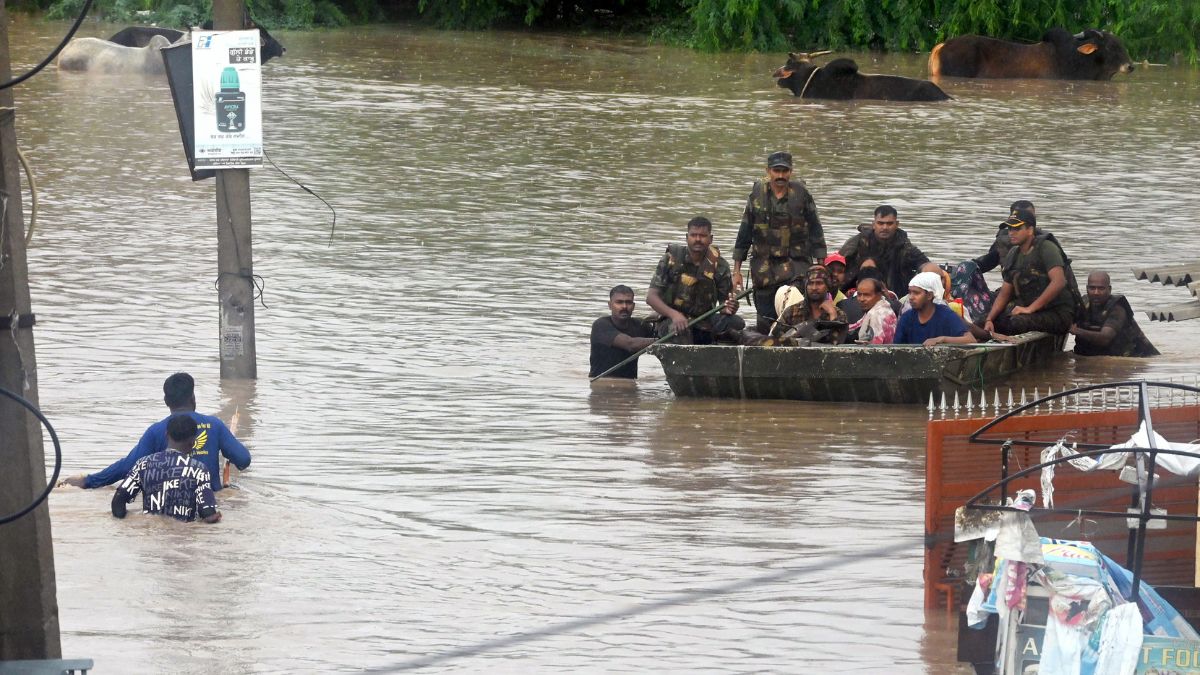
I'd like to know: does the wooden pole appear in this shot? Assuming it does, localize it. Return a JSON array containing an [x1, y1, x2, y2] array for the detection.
[[0, 0, 62, 658], [213, 0, 257, 380]]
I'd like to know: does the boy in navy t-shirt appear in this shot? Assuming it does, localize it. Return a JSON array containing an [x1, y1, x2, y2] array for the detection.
[[894, 272, 977, 347]]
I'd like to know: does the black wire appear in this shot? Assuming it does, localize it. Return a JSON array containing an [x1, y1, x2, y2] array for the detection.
[[261, 148, 337, 246], [0, 0, 95, 91], [214, 271, 268, 309], [0, 385, 63, 525]]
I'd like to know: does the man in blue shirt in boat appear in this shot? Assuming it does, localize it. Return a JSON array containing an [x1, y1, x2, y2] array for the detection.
[[894, 272, 977, 347], [111, 414, 221, 524], [62, 372, 251, 491]]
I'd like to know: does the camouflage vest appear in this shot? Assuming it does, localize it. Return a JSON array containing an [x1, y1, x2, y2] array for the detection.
[[1075, 295, 1160, 357], [748, 180, 812, 288], [1003, 233, 1080, 311], [662, 243, 721, 318]]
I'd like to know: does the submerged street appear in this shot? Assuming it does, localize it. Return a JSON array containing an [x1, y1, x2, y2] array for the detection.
[[12, 19, 1200, 671]]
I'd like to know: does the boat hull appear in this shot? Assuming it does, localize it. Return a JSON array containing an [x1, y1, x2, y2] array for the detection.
[[650, 332, 1064, 403]]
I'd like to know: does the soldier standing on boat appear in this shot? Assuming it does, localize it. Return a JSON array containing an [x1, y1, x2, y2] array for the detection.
[[732, 151, 827, 333], [647, 216, 745, 344], [1070, 271, 1160, 357]]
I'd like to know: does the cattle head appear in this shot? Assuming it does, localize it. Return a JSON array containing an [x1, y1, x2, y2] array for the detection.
[[200, 18, 286, 64], [255, 24, 286, 63], [773, 51, 831, 94], [1047, 28, 1133, 79]]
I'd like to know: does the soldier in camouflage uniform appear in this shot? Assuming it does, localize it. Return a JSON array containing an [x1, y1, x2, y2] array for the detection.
[[647, 216, 745, 345], [982, 207, 1078, 337], [732, 151, 827, 333], [839, 205, 942, 295], [770, 265, 847, 344], [1071, 271, 1159, 357]]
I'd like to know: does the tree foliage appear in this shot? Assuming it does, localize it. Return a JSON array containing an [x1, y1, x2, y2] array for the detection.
[[30, 0, 1200, 62]]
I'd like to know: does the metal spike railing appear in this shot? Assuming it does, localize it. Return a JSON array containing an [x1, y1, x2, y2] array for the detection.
[[924, 377, 1200, 420]]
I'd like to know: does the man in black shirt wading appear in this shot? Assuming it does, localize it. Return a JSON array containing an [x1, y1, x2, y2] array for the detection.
[[589, 285, 657, 379]]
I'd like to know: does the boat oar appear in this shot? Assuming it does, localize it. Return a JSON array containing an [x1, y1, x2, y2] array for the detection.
[[589, 287, 753, 382]]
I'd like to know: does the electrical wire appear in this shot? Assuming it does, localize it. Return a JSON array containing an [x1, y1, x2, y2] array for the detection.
[[0, 384, 63, 525], [262, 147, 336, 243], [0, 0, 95, 91]]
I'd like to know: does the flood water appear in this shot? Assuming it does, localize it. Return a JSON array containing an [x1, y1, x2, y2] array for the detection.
[[8, 16, 1200, 672]]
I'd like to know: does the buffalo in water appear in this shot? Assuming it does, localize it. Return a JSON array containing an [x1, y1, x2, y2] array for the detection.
[[56, 23, 285, 76], [56, 35, 172, 75], [774, 52, 950, 102], [107, 24, 285, 64], [930, 28, 1134, 80]]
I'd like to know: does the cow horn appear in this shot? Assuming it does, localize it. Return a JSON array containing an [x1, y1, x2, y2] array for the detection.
[[809, 50, 832, 57], [1073, 31, 1086, 39]]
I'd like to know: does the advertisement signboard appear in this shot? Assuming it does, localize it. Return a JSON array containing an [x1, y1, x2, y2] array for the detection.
[[191, 30, 263, 168]]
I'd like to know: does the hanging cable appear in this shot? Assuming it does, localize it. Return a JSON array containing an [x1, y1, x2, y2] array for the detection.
[[0, 0, 96, 91], [18, 145, 38, 246], [0, 385, 63, 525], [262, 148, 337, 245]]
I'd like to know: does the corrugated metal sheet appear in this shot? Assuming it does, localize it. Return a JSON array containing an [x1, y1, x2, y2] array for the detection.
[[1147, 301, 1200, 322], [1132, 261, 1200, 286], [1132, 261, 1200, 321]]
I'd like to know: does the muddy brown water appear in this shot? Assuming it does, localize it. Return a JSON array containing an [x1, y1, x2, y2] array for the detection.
[[8, 17, 1200, 671]]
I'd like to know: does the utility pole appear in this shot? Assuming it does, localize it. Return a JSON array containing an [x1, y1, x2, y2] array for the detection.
[[0, 0, 63, 659], [213, 0, 257, 380]]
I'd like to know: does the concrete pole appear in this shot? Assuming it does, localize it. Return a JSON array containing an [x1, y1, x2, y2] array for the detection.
[[0, 0, 62, 659], [213, 0, 257, 380]]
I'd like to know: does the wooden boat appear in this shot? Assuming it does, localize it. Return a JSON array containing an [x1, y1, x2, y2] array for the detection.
[[649, 331, 1064, 403]]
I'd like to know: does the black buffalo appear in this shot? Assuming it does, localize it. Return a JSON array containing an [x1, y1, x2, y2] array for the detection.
[[107, 22, 286, 64], [929, 28, 1133, 80], [774, 52, 950, 102]]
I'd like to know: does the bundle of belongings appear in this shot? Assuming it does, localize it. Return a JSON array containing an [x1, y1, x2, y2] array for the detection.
[[954, 415, 1200, 675], [965, 530, 1197, 674]]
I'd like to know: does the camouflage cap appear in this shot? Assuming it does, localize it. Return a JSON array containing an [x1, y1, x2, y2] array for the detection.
[[767, 151, 793, 169]]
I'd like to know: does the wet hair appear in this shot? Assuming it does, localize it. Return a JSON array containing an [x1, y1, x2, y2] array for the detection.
[[163, 372, 195, 409], [1009, 199, 1035, 213], [686, 216, 713, 232], [609, 284, 634, 299], [874, 205, 898, 219], [856, 277, 884, 295], [166, 413, 198, 443]]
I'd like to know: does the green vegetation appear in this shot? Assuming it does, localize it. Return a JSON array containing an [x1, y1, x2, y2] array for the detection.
[[28, 0, 1200, 62]]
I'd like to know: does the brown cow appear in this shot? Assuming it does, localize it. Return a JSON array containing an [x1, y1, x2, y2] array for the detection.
[[930, 28, 1134, 80], [774, 53, 950, 102]]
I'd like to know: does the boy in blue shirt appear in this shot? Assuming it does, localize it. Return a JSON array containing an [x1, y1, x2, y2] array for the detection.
[[894, 272, 977, 347], [62, 372, 250, 491]]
